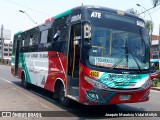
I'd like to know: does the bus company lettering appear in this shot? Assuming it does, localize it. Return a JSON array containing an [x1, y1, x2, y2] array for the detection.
[[25, 53, 48, 58], [31, 54, 38, 58], [39, 54, 48, 58], [71, 14, 81, 22], [109, 74, 141, 79], [91, 12, 101, 18], [24, 54, 30, 58]]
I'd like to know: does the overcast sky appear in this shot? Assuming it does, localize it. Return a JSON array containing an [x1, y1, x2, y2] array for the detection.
[[0, 0, 160, 40]]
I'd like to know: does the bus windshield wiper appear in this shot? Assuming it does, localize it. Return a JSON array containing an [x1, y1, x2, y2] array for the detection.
[[124, 38, 142, 72], [108, 54, 125, 71], [108, 38, 142, 72]]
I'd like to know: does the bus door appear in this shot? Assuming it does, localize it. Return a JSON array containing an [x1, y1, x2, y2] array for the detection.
[[69, 23, 82, 78], [15, 39, 21, 76], [68, 23, 82, 96]]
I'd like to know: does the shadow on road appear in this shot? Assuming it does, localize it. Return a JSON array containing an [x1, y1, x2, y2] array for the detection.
[[11, 80, 147, 118]]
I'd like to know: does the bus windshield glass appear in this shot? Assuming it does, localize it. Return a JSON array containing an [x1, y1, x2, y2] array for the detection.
[[87, 10, 150, 70]]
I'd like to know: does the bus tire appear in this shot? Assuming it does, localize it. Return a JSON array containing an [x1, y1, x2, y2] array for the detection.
[[21, 73, 30, 89], [58, 84, 70, 107]]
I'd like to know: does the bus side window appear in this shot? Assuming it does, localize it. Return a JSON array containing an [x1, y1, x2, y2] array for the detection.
[[29, 35, 33, 46], [40, 30, 48, 43], [47, 28, 53, 43], [24, 36, 29, 46], [22, 38, 25, 47], [33, 34, 39, 45], [53, 27, 61, 41]]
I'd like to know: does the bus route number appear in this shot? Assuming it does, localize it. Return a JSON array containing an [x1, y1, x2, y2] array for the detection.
[[90, 71, 99, 77]]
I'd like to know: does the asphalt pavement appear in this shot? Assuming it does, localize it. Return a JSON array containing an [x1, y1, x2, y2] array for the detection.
[[0, 65, 160, 120]]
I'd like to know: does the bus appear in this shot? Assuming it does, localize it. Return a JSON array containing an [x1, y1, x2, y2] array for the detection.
[[11, 5, 151, 106]]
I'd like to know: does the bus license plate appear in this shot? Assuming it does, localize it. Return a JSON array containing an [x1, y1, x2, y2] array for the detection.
[[119, 95, 131, 101]]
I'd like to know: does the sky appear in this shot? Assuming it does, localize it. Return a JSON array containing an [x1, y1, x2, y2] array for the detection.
[[0, 0, 160, 41]]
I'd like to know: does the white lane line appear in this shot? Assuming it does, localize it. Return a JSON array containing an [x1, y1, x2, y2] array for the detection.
[[0, 77, 12, 83]]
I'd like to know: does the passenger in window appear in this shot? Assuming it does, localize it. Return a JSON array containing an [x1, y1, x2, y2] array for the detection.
[[54, 27, 61, 41]]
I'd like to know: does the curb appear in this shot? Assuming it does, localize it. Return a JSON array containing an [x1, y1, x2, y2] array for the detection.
[[151, 87, 160, 91]]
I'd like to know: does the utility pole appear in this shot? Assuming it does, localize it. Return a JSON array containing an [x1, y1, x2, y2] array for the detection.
[[159, 24, 160, 40], [1, 25, 4, 63]]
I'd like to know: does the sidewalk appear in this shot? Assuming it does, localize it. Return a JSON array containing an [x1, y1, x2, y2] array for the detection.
[[151, 87, 160, 91]]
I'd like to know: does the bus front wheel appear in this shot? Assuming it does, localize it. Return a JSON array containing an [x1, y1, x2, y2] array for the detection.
[[58, 84, 70, 107]]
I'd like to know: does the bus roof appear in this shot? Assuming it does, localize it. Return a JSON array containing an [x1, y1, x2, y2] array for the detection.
[[14, 5, 144, 36]]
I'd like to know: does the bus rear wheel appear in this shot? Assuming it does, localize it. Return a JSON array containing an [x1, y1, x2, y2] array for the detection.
[[21, 73, 30, 89], [58, 84, 70, 107]]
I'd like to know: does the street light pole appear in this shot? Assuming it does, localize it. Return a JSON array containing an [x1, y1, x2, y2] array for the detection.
[[19, 10, 37, 24]]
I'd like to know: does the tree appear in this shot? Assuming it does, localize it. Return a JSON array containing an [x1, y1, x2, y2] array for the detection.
[[126, 8, 154, 36], [145, 20, 154, 35], [152, 0, 160, 7], [126, 8, 139, 16]]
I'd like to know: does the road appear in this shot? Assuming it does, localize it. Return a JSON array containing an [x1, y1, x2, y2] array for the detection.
[[0, 65, 160, 120]]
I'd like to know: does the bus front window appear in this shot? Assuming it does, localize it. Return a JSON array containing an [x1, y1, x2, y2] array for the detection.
[[89, 27, 149, 70]]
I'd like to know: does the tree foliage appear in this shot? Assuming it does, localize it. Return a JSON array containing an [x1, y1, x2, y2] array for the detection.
[[152, 0, 160, 7], [126, 8, 154, 35], [145, 20, 154, 35], [126, 8, 139, 16]]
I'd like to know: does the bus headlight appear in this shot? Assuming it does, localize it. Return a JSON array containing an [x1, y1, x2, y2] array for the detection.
[[141, 80, 151, 90], [84, 76, 108, 90]]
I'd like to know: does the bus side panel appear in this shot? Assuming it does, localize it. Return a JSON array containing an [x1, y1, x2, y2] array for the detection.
[[16, 51, 67, 92], [44, 51, 67, 92], [18, 53, 32, 83]]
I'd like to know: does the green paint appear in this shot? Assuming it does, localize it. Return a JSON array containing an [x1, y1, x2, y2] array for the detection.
[[54, 9, 72, 20], [14, 31, 22, 36], [19, 53, 32, 83]]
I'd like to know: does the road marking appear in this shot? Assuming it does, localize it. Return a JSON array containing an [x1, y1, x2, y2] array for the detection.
[[0, 77, 12, 83]]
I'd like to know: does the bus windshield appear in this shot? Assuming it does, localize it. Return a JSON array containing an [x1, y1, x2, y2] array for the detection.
[[88, 11, 150, 70]]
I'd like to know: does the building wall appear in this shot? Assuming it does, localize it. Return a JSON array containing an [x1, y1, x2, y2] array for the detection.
[[0, 40, 12, 61], [150, 35, 160, 59]]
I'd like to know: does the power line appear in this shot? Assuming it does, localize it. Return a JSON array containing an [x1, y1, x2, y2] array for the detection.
[[138, 3, 160, 15], [144, 6, 160, 17], [5, 0, 51, 16]]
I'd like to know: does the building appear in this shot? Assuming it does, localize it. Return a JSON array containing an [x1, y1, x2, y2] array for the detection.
[[150, 35, 160, 69], [0, 40, 12, 62], [3, 40, 12, 60], [0, 25, 12, 62], [150, 35, 160, 59]]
